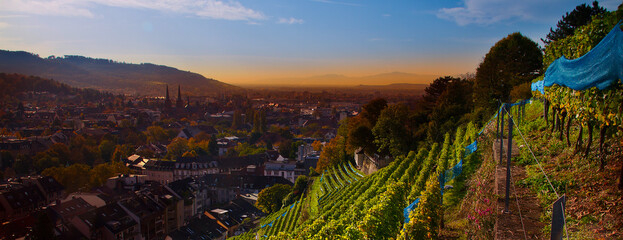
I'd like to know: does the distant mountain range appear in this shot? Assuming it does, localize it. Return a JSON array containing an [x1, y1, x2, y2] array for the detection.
[[0, 50, 240, 96], [247, 72, 439, 87]]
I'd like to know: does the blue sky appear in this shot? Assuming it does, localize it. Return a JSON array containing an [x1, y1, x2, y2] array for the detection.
[[0, 0, 620, 85]]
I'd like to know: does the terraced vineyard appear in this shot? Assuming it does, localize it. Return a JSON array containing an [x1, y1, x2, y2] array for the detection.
[[234, 161, 366, 239], [233, 123, 479, 239]]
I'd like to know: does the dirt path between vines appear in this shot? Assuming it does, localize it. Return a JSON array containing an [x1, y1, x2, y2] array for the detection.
[[494, 158, 545, 239]]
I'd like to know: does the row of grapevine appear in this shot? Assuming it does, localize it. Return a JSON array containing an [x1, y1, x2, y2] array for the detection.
[[235, 162, 364, 239], [265, 143, 440, 239], [535, 10, 623, 169]]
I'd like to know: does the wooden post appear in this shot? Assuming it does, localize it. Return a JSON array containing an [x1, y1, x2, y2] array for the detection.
[[496, 101, 501, 138], [499, 103, 505, 164], [505, 104, 513, 214]]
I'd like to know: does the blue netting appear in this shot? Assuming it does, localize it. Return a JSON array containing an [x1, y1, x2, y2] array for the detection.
[[403, 198, 420, 224], [403, 99, 532, 225], [532, 22, 623, 94], [478, 105, 501, 136], [465, 141, 477, 156], [531, 80, 545, 93], [349, 162, 364, 177], [439, 160, 464, 187], [510, 100, 528, 107]]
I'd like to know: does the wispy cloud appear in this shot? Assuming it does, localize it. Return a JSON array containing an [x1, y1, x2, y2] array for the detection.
[[311, 0, 361, 7], [0, 0, 265, 21], [437, 0, 563, 26], [278, 17, 304, 24], [382, 14, 391, 17], [0, 22, 8, 29]]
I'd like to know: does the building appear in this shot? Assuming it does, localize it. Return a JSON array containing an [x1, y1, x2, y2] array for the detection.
[[166, 215, 226, 240], [297, 143, 314, 161], [264, 161, 304, 183], [354, 148, 392, 175], [19, 175, 65, 204], [176, 125, 218, 139], [0, 183, 46, 222], [203, 197, 265, 238], [48, 197, 96, 236], [118, 193, 167, 240], [168, 177, 210, 223], [72, 203, 140, 240], [104, 174, 147, 191], [143, 156, 219, 184]]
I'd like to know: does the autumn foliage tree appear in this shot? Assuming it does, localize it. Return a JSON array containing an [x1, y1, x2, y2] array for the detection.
[[256, 184, 292, 214], [316, 136, 347, 172], [372, 104, 411, 157], [474, 32, 542, 111], [42, 161, 130, 193]]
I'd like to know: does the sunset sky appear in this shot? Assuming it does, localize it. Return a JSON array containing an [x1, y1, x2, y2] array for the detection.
[[0, 0, 620, 86]]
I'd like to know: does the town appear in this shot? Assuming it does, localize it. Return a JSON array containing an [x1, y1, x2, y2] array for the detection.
[[0, 76, 422, 239]]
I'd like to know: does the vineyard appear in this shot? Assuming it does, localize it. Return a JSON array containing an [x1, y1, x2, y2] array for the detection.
[[231, 5, 623, 240], [233, 122, 482, 240]]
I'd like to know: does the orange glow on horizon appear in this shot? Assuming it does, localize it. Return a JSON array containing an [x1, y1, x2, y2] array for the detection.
[[193, 56, 479, 86]]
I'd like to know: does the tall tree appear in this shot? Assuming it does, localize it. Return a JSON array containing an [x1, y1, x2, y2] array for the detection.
[[98, 140, 115, 162], [423, 76, 453, 108], [542, 1, 606, 44], [252, 111, 261, 133], [428, 77, 474, 142], [316, 136, 347, 172], [346, 115, 375, 154], [256, 184, 292, 213], [166, 137, 189, 160], [231, 110, 243, 129], [474, 32, 542, 111], [359, 98, 387, 126], [208, 135, 219, 156], [372, 104, 411, 157]]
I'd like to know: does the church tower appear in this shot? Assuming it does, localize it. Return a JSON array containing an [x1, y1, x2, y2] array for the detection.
[[164, 85, 172, 109], [176, 85, 184, 109]]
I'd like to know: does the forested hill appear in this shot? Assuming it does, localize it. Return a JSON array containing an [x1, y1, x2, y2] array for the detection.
[[0, 50, 241, 96], [0, 73, 113, 101]]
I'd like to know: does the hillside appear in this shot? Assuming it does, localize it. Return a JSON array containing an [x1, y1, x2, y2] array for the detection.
[[0, 50, 241, 96], [231, 98, 622, 239], [0, 73, 112, 101], [233, 122, 482, 239]]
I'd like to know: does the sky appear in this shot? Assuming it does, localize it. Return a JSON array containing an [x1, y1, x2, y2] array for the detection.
[[0, 0, 620, 86]]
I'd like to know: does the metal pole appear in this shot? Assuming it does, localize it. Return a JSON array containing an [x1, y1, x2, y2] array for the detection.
[[523, 101, 527, 123], [496, 100, 500, 138], [505, 104, 513, 214], [499, 103, 505, 164], [544, 99, 549, 126]]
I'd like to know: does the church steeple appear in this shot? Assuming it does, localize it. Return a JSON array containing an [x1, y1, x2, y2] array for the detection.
[[176, 85, 184, 109], [164, 84, 172, 109]]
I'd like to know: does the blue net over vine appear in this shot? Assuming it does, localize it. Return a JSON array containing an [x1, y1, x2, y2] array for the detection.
[[465, 141, 478, 156], [403, 100, 529, 224], [403, 198, 420, 224], [532, 22, 623, 94]]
